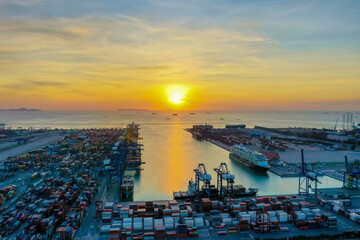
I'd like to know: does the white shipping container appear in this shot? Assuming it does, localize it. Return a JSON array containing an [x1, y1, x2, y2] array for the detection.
[[194, 217, 204, 227]]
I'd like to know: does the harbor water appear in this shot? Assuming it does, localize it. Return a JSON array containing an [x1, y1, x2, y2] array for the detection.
[[1, 110, 353, 200]]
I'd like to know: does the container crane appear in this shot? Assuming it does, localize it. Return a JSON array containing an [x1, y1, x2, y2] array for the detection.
[[334, 117, 338, 131], [214, 163, 235, 198], [343, 156, 360, 189], [194, 163, 212, 198], [298, 149, 321, 197]]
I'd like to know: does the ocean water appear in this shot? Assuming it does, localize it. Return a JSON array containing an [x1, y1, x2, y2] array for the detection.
[[2, 110, 357, 200]]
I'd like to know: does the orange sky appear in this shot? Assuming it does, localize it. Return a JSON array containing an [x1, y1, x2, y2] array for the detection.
[[0, 1, 359, 111]]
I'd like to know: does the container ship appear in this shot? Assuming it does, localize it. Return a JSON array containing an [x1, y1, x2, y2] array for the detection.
[[229, 144, 269, 172], [121, 171, 135, 198]]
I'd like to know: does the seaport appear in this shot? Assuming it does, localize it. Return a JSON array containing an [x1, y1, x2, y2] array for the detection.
[[0, 118, 359, 239], [1, 0, 359, 238]]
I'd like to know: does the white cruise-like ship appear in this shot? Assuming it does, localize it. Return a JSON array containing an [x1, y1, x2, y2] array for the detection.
[[229, 145, 269, 171]]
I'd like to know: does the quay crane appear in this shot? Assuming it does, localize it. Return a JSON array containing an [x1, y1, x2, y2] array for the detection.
[[343, 156, 360, 189], [214, 163, 235, 198], [298, 149, 321, 198], [194, 163, 212, 198]]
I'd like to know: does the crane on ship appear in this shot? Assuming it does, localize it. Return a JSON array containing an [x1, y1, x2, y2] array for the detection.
[[343, 156, 360, 189], [298, 149, 321, 198], [194, 163, 212, 198], [214, 163, 235, 198]]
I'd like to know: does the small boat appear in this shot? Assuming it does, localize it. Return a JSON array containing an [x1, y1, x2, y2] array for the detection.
[[189, 112, 195, 115], [152, 112, 157, 115], [166, 117, 170, 120], [173, 114, 178, 116], [220, 118, 224, 120]]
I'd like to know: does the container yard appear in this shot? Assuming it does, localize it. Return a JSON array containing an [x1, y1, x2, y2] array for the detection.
[[75, 195, 360, 239]]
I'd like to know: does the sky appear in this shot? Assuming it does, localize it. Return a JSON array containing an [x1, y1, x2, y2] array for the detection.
[[0, 0, 359, 111]]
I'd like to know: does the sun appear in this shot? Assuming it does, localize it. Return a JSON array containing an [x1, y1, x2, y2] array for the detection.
[[170, 92, 184, 104], [165, 85, 188, 105]]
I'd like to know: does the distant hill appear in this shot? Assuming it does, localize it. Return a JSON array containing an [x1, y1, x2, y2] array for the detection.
[[0, 108, 42, 111], [117, 109, 148, 111]]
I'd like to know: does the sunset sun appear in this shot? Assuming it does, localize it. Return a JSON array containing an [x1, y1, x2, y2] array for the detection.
[[170, 92, 184, 104], [166, 85, 188, 106]]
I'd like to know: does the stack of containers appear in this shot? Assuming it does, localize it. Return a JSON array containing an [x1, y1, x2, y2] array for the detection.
[[248, 211, 256, 222], [109, 227, 120, 240], [224, 198, 235, 208], [104, 202, 114, 211], [212, 201, 220, 211], [155, 225, 166, 239], [302, 208, 314, 220], [187, 226, 198, 238], [231, 204, 241, 214], [194, 217, 204, 228], [100, 225, 110, 235], [180, 209, 188, 218], [133, 218, 143, 232], [201, 198, 212, 212], [220, 213, 232, 226], [122, 218, 132, 231], [267, 211, 277, 222], [154, 219, 164, 228], [177, 224, 187, 238], [56, 226, 74, 240], [238, 212, 250, 223], [120, 208, 129, 219], [210, 210, 221, 226], [144, 232, 155, 240], [102, 212, 112, 223], [164, 217, 174, 230], [307, 220, 318, 229], [326, 215, 337, 229], [144, 217, 154, 231], [238, 219, 249, 232], [184, 217, 195, 227], [112, 220, 122, 230], [276, 210, 288, 223], [171, 205, 180, 218], [295, 211, 306, 221], [162, 209, 171, 217]]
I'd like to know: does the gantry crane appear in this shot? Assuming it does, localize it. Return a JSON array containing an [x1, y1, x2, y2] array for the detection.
[[298, 149, 321, 198], [343, 156, 360, 189], [214, 163, 235, 198], [194, 163, 212, 198]]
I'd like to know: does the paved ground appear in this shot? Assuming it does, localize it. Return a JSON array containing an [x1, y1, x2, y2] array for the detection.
[[279, 150, 360, 164], [0, 133, 65, 162]]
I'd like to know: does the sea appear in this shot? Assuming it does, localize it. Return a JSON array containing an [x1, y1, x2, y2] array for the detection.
[[1, 110, 359, 200]]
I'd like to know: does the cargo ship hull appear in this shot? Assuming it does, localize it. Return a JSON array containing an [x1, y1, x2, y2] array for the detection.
[[230, 153, 269, 172]]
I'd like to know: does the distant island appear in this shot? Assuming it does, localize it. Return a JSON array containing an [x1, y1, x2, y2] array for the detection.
[[117, 109, 148, 111], [0, 108, 42, 111]]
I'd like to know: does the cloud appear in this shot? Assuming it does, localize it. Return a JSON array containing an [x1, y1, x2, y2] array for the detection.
[[0, 7, 359, 110]]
